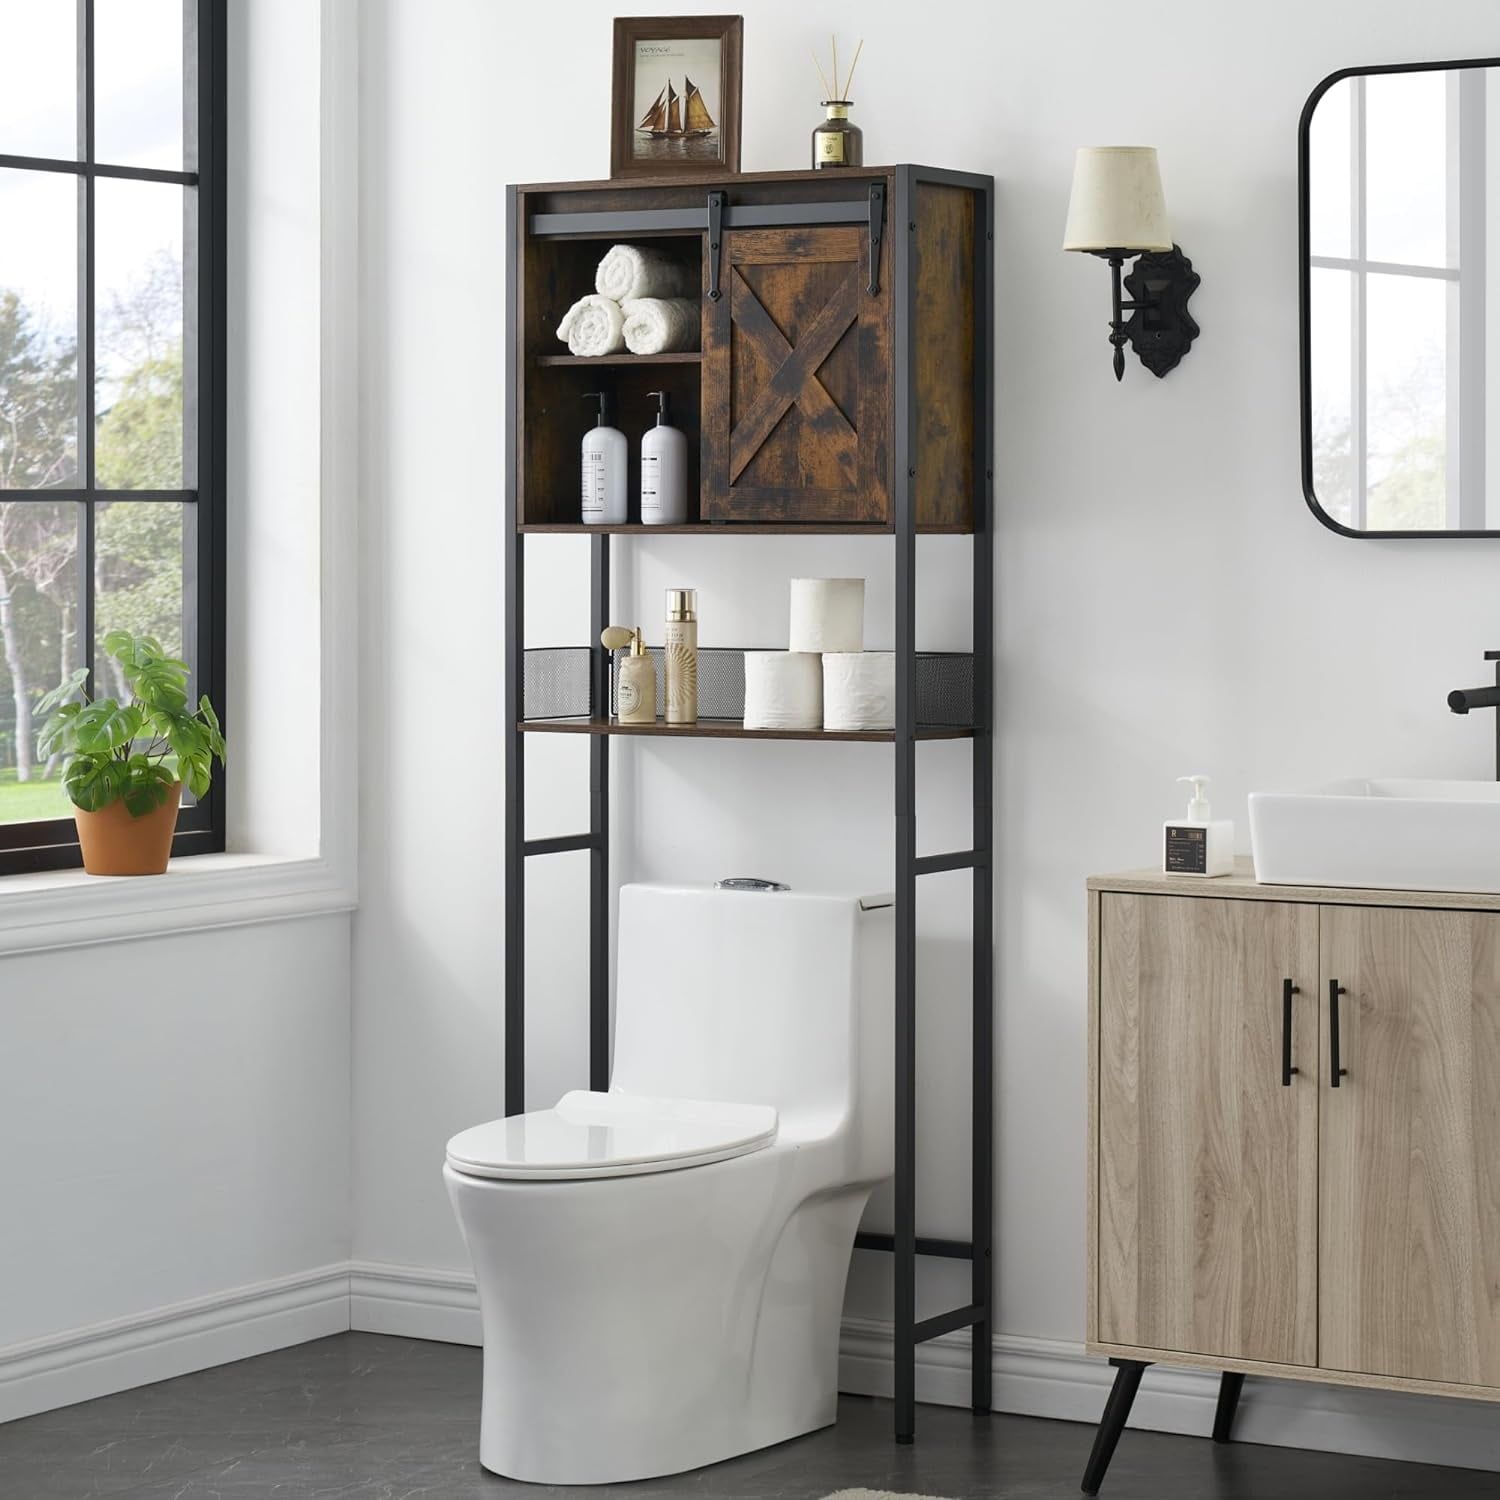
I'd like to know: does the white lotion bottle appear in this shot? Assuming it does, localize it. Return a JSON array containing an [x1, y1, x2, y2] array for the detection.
[[581, 391, 627, 525], [1163, 775, 1234, 877], [640, 390, 688, 524]]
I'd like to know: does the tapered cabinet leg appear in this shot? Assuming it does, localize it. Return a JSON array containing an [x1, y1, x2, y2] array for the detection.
[[1212, 1371, 1245, 1444], [1081, 1359, 1148, 1496]]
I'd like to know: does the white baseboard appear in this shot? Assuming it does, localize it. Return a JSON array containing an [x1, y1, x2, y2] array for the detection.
[[11, 1260, 1500, 1476], [348, 1260, 480, 1346], [840, 1316, 1500, 1475], [0, 1265, 350, 1424]]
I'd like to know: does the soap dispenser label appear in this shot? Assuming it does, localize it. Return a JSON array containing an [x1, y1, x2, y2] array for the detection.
[[1165, 826, 1207, 875]]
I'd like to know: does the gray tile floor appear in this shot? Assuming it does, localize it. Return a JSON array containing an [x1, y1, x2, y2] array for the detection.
[[0, 1333, 1490, 1499]]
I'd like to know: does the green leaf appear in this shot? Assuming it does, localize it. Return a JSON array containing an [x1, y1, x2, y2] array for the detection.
[[71, 701, 144, 756], [36, 667, 90, 717], [65, 755, 127, 812], [37, 700, 83, 759], [123, 777, 171, 817]]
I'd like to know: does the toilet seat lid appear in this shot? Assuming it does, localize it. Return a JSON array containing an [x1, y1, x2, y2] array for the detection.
[[444, 1090, 779, 1181]]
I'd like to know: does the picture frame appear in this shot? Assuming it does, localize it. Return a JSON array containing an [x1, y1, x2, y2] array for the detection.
[[610, 16, 743, 179]]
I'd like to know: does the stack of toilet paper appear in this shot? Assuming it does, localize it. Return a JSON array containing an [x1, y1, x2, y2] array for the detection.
[[742, 578, 895, 732]]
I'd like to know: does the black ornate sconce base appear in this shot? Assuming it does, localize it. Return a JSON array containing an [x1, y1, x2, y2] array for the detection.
[[1096, 244, 1201, 380], [1123, 245, 1200, 377]]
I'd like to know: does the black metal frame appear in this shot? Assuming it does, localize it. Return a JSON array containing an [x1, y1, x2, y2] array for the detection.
[[504, 164, 995, 1448], [1298, 56, 1500, 539], [0, 0, 226, 873]]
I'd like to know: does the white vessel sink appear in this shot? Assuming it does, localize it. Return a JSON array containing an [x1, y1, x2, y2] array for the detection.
[[1248, 779, 1500, 894]]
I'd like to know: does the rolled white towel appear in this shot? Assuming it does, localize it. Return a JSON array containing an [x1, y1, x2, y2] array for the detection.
[[621, 297, 701, 355], [595, 243, 692, 302], [556, 295, 624, 357]]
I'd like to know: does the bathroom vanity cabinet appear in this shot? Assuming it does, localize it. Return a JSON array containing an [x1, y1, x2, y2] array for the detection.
[[1083, 863, 1500, 1488]]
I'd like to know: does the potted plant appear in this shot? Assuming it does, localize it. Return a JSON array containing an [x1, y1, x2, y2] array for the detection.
[[36, 630, 226, 876]]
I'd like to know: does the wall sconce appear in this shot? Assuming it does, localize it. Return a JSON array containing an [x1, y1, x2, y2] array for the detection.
[[1062, 146, 1200, 381]]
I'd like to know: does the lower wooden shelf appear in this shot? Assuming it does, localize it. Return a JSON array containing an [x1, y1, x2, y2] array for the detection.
[[519, 716, 973, 743]]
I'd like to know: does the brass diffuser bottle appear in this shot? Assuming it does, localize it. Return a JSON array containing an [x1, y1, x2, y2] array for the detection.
[[810, 36, 864, 169]]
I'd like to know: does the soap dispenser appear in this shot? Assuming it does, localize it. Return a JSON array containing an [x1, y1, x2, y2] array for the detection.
[[640, 390, 688, 525], [581, 392, 627, 525], [601, 625, 656, 725], [1164, 775, 1234, 877]]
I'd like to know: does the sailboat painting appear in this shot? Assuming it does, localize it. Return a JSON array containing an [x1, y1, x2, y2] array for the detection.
[[630, 36, 723, 163]]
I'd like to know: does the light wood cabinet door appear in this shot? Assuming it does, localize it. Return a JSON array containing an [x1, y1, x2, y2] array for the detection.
[[1318, 906, 1500, 1386], [1097, 893, 1319, 1366]]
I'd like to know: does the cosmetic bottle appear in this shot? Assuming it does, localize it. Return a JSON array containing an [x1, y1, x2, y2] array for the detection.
[[581, 392, 627, 525], [664, 588, 698, 725], [1163, 775, 1234, 878], [601, 625, 656, 726], [640, 390, 688, 525]]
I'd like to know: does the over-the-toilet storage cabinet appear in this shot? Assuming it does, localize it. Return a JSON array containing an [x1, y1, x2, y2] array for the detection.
[[1087, 871, 1500, 1400]]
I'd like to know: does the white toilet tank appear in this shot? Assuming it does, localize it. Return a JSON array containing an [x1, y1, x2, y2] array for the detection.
[[612, 884, 893, 1140]]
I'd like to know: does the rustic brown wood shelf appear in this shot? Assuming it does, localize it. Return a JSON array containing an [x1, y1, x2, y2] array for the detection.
[[533, 352, 702, 366], [519, 716, 974, 743]]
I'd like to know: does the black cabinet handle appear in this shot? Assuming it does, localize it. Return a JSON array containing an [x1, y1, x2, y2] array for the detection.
[[1282, 980, 1300, 1086], [1330, 981, 1349, 1087]]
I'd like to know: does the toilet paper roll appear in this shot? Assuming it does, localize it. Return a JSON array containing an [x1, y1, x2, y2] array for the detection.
[[788, 577, 865, 654], [743, 651, 824, 730], [822, 652, 896, 732]]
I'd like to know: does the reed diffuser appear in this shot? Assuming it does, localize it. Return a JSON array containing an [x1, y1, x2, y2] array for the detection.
[[810, 36, 863, 169]]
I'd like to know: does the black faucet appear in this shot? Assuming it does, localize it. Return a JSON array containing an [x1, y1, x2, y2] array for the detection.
[[1447, 650, 1500, 780]]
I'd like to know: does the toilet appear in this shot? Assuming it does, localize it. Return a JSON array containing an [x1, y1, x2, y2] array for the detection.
[[443, 881, 894, 1485]]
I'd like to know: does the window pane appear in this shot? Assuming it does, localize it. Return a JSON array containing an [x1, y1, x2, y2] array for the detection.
[[0, 2, 78, 160], [95, 0, 185, 171], [95, 178, 185, 489], [0, 169, 79, 489], [1366, 272, 1448, 530], [0, 500, 81, 824], [1366, 71, 1451, 269], [1308, 76, 1352, 260], [94, 501, 186, 695], [1309, 266, 1355, 527]]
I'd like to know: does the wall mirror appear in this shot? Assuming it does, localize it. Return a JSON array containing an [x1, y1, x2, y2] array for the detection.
[[1300, 59, 1500, 537]]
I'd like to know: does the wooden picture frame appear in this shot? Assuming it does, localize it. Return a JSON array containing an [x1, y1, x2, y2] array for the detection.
[[610, 16, 743, 179]]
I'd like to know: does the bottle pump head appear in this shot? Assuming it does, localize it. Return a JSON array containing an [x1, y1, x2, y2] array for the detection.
[[583, 391, 612, 426], [648, 389, 671, 424], [1176, 775, 1212, 822]]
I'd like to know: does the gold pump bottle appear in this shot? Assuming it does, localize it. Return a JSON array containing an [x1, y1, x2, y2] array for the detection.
[[601, 625, 656, 725], [663, 589, 698, 725]]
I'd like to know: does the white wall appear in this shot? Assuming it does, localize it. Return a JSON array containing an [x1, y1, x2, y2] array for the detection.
[[0, 918, 350, 1347], [351, 0, 1500, 1467]]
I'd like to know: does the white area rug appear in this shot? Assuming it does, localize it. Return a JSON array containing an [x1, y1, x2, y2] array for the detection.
[[821, 1491, 958, 1500]]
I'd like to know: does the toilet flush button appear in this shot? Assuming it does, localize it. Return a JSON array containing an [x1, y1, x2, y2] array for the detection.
[[714, 877, 791, 892]]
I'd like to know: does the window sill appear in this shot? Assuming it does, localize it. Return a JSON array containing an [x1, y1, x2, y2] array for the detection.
[[0, 851, 357, 957]]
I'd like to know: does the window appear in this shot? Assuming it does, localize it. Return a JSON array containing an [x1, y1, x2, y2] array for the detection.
[[1308, 68, 1488, 531], [0, 1, 224, 872]]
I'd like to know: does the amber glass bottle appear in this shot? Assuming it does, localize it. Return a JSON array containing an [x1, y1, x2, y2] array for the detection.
[[811, 102, 862, 169]]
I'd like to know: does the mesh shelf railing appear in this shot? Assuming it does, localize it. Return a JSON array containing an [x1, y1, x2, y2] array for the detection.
[[520, 646, 974, 730]]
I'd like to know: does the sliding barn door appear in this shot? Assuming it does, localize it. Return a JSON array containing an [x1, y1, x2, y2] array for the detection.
[[702, 225, 890, 524]]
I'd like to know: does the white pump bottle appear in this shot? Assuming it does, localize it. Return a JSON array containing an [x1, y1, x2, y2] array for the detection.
[[1163, 774, 1234, 877]]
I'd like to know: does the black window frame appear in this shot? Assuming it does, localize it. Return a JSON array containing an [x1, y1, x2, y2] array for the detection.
[[0, 0, 226, 874]]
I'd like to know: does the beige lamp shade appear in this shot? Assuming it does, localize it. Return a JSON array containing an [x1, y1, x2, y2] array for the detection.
[[1062, 146, 1172, 253]]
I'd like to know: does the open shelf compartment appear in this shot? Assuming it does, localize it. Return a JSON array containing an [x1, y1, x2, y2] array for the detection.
[[521, 646, 974, 739]]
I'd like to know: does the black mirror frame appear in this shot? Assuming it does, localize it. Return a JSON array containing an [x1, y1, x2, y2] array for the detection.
[[1299, 56, 1500, 539]]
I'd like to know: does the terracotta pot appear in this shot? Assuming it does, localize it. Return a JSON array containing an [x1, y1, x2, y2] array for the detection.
[[74, 784, 182, 876]]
